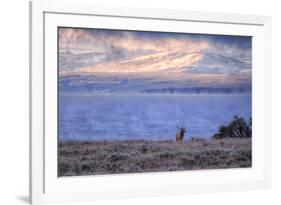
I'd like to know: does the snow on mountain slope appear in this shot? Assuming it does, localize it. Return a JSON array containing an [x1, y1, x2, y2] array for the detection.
[[58, 50, 251, 93]]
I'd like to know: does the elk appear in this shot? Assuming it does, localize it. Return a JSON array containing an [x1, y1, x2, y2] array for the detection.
[[176, 127, 186, 141]]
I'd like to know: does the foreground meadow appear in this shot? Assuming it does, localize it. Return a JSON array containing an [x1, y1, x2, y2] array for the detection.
[[58, 138, 251, 176]]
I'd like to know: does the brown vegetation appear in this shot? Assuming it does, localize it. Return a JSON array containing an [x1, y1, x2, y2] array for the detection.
[[58, 138, 251, 177]]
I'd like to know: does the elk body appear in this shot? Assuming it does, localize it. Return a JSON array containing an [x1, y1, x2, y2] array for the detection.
[[176, 127, 186, 141]]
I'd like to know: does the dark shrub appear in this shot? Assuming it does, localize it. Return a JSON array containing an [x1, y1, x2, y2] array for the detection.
[[213, 116, 252, 139]]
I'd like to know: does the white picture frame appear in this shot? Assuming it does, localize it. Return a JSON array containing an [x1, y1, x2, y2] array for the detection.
[[29, 1, 272, 204]]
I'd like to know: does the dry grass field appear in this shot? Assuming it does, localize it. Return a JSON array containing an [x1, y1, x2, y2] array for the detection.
[[58, 138, 251, 176]]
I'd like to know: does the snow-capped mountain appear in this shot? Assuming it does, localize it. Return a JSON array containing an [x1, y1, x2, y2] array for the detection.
[[59, 50, 251, 93]]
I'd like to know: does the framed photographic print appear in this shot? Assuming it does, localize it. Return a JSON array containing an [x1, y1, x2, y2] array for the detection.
[[29, 1, 271, 204]]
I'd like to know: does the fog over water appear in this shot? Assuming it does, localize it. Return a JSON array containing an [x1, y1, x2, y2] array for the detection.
[[59, 93, 251, 141]]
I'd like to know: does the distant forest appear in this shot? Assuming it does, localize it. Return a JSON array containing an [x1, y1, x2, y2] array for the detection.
[[140, 87, 251, 94]]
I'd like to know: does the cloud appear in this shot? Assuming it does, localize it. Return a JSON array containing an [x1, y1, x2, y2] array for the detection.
[[59, 28, 106, 54], [58, 28, 252, 89], [105, 33, 210, 53], [59, 28, 209, 62]]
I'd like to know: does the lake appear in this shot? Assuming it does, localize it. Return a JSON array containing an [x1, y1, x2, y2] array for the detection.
[[59, 93, 251, 141]]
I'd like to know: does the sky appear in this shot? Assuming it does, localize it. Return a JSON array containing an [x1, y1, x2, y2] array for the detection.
[[58, 27, 252, 93]]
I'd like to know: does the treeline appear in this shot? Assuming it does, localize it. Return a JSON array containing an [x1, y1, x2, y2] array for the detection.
[[140, 87, 251, 94], [213, 116, 252, 139]]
